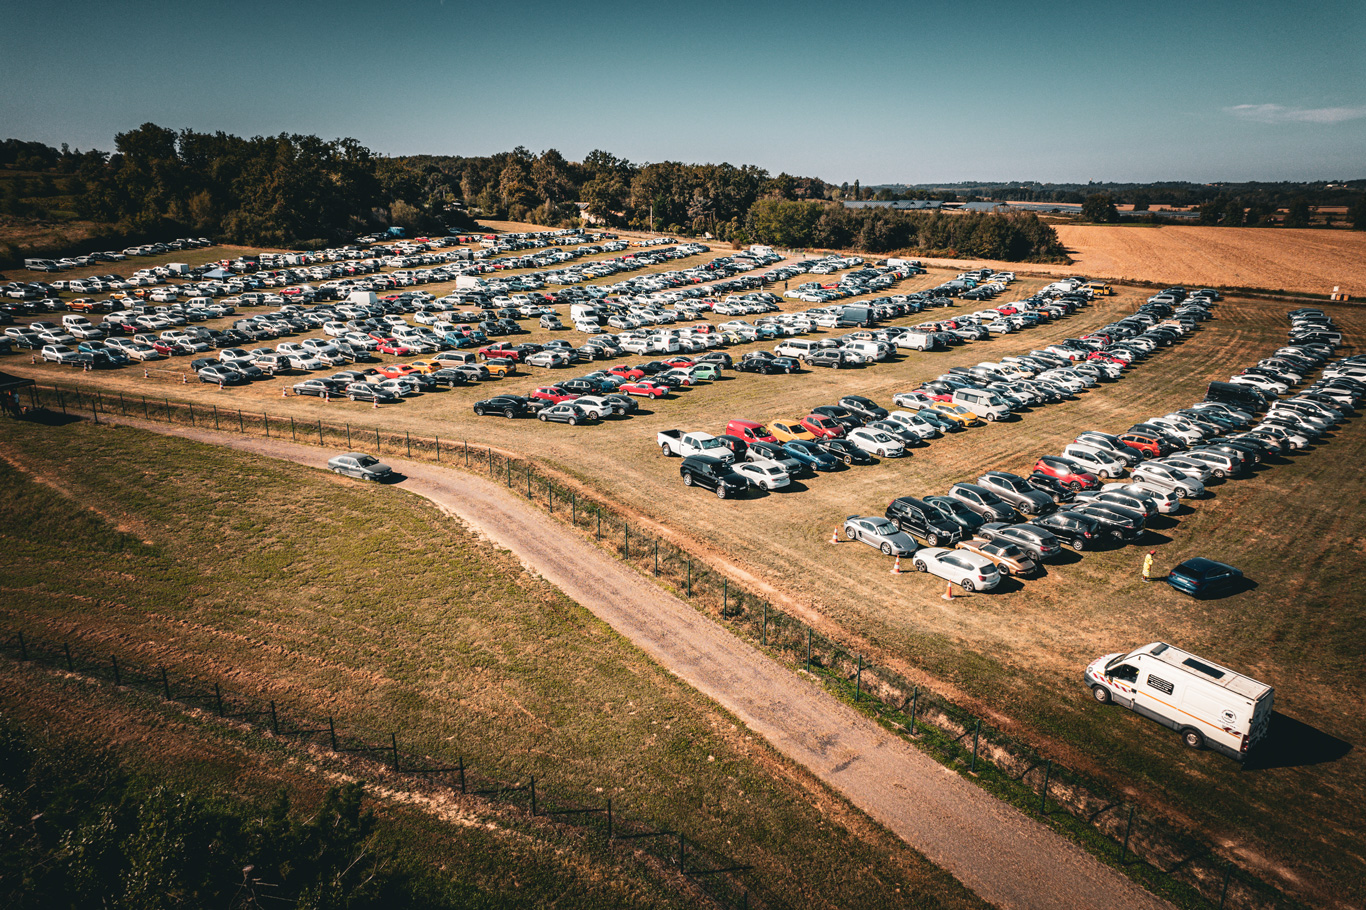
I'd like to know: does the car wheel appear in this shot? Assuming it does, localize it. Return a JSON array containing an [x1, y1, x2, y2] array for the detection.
[[473, 407, 484, 416], [683, 474, 694, 486], [1092, 685, 1112, 705], [349, 394, 357, 401], [914, 560, 928, 573], [716, 486, 727, 499], [1073, 537, 1086, 551], [843, 455, 852, 465], [539, 413, 548, 421], [1182, 729, 1205, 750], [1214, 469, 1226, 479], [1069, 481, 1081, 491], [926, 532, 940, 546], [962, 579, 975, 592], [1000, 565, 1012, 577], [845, 527, 858, 540], [661, 444, 673, 456], [504, 409, 515, 419], [986, 413, 996, 422], [568, 417, 578, 426], [881, 542, 893, 555]]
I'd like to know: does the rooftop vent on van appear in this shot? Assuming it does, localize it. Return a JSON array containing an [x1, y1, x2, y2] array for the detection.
[[1182, 657, 1226, 679]]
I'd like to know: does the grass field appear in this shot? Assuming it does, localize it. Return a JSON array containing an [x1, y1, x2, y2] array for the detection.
[[0, 418, 988, 910], [6, 233, 1366, 906]]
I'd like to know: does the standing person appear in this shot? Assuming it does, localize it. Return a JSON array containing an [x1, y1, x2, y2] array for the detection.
[[1142, 550, 1156, 582]]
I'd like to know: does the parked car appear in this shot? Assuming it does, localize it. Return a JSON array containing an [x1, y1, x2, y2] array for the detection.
[[733, 458, 791, 491], [1033, 455, 1100, 491], [843, 516, 918, 556], [473, 395, 534, 418], [956, 538, 1039, 578], [923, 495, 986, 537], [537, 402, 590, 425], [1033, 510, 1103, 551], [327, 453, 394, 481], [818, 437, 876, 466], [847, 427, 905, 458], [977, 523, 1064, 563], [1166, 558, 1244, 597], [947, 483, 1021, 523], [911, 547, 1002, 592], [680, 454, 748, 499], [976, 471, 1056, 515], [886, 496, 963, 546]]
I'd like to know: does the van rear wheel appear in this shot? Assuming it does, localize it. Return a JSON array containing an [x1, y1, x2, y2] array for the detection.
[[1182, 728, 1204, 749], [1091, 685, 1111, 705]]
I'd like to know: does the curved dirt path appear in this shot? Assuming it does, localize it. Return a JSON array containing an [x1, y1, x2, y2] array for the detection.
[[93, 415, 1170, 910]]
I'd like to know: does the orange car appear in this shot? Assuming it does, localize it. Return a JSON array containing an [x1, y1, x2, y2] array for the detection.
[[770, 420, 816, 442], [376, 363, 418, 379], [408, 360, 444, 374]]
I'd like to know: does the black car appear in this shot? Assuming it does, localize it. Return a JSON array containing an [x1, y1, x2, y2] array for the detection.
[[736, 358, 786, 375], [680, 454, 748, 499], [1167, 558, 1244, 597], [293, 377, 346, 397], [885, 496, 963, 546], [715, 434, 749, 461], [429, 368, 469, 387], [1025, 471, 1076, 503], [1033, 510, 1103, 550], [923, 495, 986, 536], [818, 437, 875, 466], [978, 523, 1064, 563], [839, 395, 888, 422], [810, 405, 863, 432], [473, 395, 534, 418], [601, 393, 639, 415], [1070, 502, 1146, 542]]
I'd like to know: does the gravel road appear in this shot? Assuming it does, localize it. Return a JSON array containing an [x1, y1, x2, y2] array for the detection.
[[100, 416, 1172, 910]]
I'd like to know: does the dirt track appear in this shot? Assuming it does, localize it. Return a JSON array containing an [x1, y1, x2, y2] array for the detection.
[[88, 414, 1171, 910]]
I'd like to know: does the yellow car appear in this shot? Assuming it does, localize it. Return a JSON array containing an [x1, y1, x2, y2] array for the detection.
[[408, 359, 444, 374], [929, 402, 982, 427], [483, 358, 518, 377], [1084, 281, 1114, 296], [770, 420, 816, 442]]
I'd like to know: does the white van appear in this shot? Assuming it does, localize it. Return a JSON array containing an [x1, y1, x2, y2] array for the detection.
[[1085, 642, 1273, 761], [951, 388, 1010, 421], [843, 339, 886, 362], [775, 339, 817, 358], [896, 330, 935, 352]]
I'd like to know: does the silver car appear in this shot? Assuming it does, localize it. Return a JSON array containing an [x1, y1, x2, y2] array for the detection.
[[327, 452, 394, 481], [843, 516, 918, 556]]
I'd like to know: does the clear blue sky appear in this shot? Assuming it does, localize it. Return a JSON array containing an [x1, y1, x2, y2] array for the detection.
[[3, 0, 1362, 183]]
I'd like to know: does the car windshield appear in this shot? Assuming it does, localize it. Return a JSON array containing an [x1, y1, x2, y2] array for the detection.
[[870, 520, 899, 535], [355, 456, 378, 467]]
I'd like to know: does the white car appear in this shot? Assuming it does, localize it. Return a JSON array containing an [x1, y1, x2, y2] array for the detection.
[[1131, 463, 1205, 498], [911, 547, 1001, 593], [526, 350, 570, 368], [885, 410, 940, 439], [1102, 482, 1180, 514], [847, 427, 906, 458], [1061, 444, 1126, 479], [733, 458, 791, 491], [570, 395, 619, 419]]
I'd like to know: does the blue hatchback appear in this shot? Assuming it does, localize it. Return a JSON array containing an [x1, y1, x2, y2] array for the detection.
[[782, 440, 842, 472], [1167, 558, 1243, 596]]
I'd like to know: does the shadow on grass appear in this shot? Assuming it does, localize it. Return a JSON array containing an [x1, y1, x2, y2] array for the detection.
[[18, 408, 83, 427], [1244, 713, 1353, 770]]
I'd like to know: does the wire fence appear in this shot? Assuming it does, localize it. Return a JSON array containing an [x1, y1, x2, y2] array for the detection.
[[14, 380, 1303, 910], [0, 630, 760, 910]]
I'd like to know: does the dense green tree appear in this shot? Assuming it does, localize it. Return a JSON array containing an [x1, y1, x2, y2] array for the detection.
[[1081, 193, 1119, 223], [1283, 196, 1312, 228]]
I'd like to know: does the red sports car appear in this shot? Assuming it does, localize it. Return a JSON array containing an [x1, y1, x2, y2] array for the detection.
[[531, 386, 578, 403], [375, 338, 411, 356], [375, 363, 417, 379], [1033, 455, 1100, 491], [607, 365, 645, 381], [618, 380, 669, 399]]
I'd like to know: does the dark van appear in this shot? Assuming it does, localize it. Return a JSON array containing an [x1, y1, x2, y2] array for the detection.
[[1205, 381, 1268, 412], [837, 305, 875, 328]]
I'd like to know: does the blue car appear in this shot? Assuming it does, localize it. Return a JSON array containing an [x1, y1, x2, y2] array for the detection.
[[782, 440, 842, 472], [1166, 558, 1244, 597]]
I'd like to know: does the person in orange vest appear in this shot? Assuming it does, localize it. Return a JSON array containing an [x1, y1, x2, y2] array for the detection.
[[1142, 550, 1156, 582]]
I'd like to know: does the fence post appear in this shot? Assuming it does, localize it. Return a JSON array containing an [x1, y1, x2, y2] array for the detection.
[[213, 405, 219, 430], [548, 484, 552, 512], [1219, 861, 1232, 909], [529, 775, 537, 816], [572, 492, 576, 524], [406, 431, 411, 457], [270, 700, 279, 735], [214, 682, 224, 716], [464, 440, 469, 466], [507, 458, 512, 486], [606, 798, 613, 840], [263, 412, 269, 438], [328, 716, 337, 751], [375, 428, 381, 452], [143, 396, 150, 419], [184, 404, 190, 427], [654, 540, 658, 576], [1039, 760, 1052, 814], [291, 416, 296, 441], [971, 719, 981, 772], [856, 654, 863, 700], [597, 511, 601, 540], [238, 409, 244, 432], [164, 398, 170, 421], [762, 602, 767, 645], [723, 579, 727, 615], [63, 642, 73, 672], [436, 435, 440, 463], [92, 393, 100, 425], [527, 465, 531, 496], [910, 686, 918, 735], [58, 390, 66, 414], [806, 629, 811, 671], [120, 392, 126, 415], [687, 559, 691, 596], [1119, 806, 1135, 863], [318, 420, 323, 446], [160, 667, 171, 700], [390, 732, 400, 771], [346, 422, 352, 448], [111, 655, 121, 686], [458, 755, 466, 793], [16, 632, 27, 661]]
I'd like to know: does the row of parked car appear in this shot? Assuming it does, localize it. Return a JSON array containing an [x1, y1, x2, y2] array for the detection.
[[863, 302, 1359, 594]]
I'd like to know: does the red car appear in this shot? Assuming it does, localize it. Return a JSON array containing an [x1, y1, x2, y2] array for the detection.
[[1033, 455, 1100, 491], [619, 380, 669, 399], [607, 364, 645, 381], [725, 419, 777, 443], [800, 414, 846, 439], [375, 363, 417, 379], [151, 339, 177, 356], [531, 386, 578, 403], [1117, 431, 1170, 458], [375, 338, 411, 356], [662, 357, 694, 369], [479, 344, 519, 361], [919, 386, 954, 403]]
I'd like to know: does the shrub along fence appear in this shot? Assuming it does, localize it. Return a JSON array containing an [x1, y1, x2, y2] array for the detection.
[[21, 381, 1298, 910], [0, 630, 759, 910]]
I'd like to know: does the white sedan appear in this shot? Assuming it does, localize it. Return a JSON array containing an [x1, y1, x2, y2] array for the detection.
[[847, 427, 906, 458], [911, 547, 1001, 592], [732, 458, 791, 491]]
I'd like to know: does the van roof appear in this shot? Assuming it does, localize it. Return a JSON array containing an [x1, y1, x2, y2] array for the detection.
[[1142, 642, 1271, 700]]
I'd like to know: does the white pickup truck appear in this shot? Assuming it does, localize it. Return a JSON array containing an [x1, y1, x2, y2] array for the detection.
[[657, 430, 734, 463]]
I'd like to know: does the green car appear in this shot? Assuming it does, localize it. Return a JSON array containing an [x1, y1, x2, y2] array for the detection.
[[691, 362, 722, 381]]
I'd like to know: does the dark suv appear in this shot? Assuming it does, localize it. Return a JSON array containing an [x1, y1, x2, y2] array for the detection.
[[885, 496, 963, 546], [680, 455, 748, 499]]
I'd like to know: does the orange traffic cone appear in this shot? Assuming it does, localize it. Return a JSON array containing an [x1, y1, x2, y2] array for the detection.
[[890, 556, 903, 575], [942, 582, 954, 601], [830, 527, 842, 544], [372, 397, 379, 409], [281, 386, 289, 398], [322, 391, 329, 403]]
